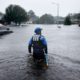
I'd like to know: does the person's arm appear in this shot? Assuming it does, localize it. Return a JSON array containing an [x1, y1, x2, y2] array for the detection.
[[28, 37, 33, 53], [41, 36, 48, 54], [41, 36, 48, 65]]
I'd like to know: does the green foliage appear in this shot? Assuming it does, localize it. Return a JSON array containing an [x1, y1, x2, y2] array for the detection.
[[64, 15, 71, 25], [28, 10, 35, 18], [77, 13, 80, 21], [36, 14, 54, 24], [27, 10, 39, 23], [4, 4, 28, 25]]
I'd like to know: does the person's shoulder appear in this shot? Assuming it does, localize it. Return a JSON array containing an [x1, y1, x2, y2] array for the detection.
[[40, 35, 46, 40], [41, 35, 44, 37]]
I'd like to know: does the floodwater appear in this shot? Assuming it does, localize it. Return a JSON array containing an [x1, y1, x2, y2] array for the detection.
[[0, 24, 80, 80]]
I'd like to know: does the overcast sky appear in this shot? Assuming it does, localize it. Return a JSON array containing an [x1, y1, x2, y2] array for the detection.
[[0, 0, 80, 17]]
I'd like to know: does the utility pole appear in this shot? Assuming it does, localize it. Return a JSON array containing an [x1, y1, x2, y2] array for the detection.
[[52, 2, 60, 27]]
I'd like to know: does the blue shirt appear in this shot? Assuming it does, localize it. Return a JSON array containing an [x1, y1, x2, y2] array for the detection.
[[28, 34, 48, 54]]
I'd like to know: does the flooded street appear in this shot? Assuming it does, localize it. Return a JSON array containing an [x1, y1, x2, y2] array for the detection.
[[0, 24, 80, 80]]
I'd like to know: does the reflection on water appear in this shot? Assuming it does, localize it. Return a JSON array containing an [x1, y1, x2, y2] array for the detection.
[[0, 24, 80, 80]]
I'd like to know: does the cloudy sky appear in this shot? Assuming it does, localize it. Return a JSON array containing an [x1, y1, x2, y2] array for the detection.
[[0, 0, 80, 17]]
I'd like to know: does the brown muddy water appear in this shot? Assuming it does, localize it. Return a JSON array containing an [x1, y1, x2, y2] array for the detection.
[[0, 24, 80, 80]]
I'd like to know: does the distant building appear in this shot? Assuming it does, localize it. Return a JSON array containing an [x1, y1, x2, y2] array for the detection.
[[54, 16, 64, 24], [69, 13, 80, 24], [71, 18, 79, 24], [27, 20, 33, 24]]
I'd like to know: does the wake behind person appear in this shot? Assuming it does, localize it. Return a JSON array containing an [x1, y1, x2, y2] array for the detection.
[[28, 27, 48, 68]]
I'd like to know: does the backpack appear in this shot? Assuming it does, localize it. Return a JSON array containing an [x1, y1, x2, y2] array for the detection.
[[32, 34, 44, 53]]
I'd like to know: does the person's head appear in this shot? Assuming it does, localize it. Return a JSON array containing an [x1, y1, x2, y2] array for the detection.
[[34, 27, 42, 35]]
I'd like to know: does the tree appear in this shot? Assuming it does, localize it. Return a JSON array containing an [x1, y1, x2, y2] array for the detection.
[[64, 15, 71, 25], [27, 10, 39, 23], [4, 4, 28, 25], [37, 14, 54, 24], [77, 13, 80, 26], [77, 13, 80, 25]]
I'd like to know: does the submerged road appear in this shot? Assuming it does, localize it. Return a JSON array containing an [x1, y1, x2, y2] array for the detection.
[[0, 24, 80, 80]]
